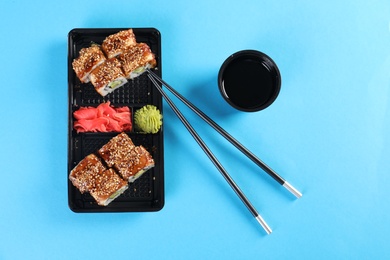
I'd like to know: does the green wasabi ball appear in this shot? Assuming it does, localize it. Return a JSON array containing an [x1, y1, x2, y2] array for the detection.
[[134, 105, 163, 134]]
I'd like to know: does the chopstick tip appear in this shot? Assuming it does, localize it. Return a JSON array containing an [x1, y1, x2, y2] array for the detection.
[[283, 181, 302, 198], [256, 215, 272, 235]]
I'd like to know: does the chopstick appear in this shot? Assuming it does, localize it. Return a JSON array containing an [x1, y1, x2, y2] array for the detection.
[[146, 69, 302, 198], [147, 74, 272, 234]]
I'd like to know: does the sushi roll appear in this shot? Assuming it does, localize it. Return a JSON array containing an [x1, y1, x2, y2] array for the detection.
[[89, 58, 128, 96], [69, 154, 106, 194], [101, 29, 137, 59], [72, 45, 107, 83], [98, 132, 136, 167], [98, 133, 155, 182], [117, 43, 157, 79], [88, 168, 128, 206], [69, 154, 128, 206], [118, 145, 155, 183]]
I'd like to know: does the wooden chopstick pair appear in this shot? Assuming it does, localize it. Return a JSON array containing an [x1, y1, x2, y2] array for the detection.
[[146, 68, 302, 234]]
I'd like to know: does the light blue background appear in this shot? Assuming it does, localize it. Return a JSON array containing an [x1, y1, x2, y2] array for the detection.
[[1, 0, 389, 259]]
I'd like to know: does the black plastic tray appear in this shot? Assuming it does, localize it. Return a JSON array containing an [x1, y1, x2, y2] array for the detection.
[[67, 28, 164, 212]]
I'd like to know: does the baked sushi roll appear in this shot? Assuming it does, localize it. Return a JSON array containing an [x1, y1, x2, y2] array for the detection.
[[117, 43, 157, 79], [98, 132, 136, 167], [101, 29, 137, 59], [116, 145, 155, 182], [69, 154, 128, 206], [69, 154, 106, 194], [89, 58, 128, 96], [72, 45, 107, 83], [88, 168, 128, 206], [98, 133, 155, 182]]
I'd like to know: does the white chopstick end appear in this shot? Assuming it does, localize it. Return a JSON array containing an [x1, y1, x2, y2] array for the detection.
[[283, 181, 302, 198], [256, 215, 272, 234]]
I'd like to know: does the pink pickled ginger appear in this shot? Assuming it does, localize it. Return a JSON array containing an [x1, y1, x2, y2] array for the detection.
[[73, 101, 132, 133]]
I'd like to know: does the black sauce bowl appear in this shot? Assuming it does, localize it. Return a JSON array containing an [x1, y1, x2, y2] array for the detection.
[[218, 50, 281, 112]]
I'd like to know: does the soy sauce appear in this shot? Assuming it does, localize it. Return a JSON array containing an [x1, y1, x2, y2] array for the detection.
[[221, 57, 275, 110]]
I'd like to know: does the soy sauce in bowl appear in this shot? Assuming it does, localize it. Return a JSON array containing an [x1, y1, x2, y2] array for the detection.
[[218, 50, 281, 112]]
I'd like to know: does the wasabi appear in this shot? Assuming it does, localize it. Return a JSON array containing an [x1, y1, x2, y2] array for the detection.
[[134, 105, 162, 134]]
